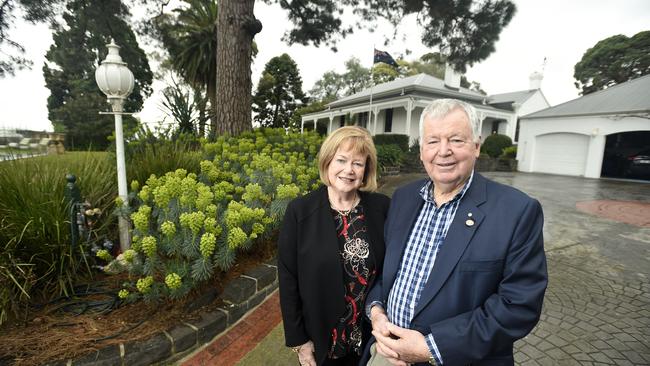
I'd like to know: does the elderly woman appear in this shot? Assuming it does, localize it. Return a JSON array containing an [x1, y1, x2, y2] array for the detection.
[[278, 126, 390, 366]]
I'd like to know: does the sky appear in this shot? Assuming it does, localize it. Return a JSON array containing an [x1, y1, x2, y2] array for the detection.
[[0, 0, 649, 132]]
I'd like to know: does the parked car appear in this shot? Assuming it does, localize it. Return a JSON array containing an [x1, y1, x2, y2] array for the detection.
[[624, 147, 650, 179]]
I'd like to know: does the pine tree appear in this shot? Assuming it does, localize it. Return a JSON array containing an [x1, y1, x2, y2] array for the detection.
[[43, 0, 152, 150], [252, 54, 306, 128]]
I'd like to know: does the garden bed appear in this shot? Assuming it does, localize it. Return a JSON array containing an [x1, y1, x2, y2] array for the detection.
[[0, 237, 277, 366]]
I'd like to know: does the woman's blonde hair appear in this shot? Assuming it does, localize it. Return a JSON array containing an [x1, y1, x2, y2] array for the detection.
[[317, 126, 378, 192]]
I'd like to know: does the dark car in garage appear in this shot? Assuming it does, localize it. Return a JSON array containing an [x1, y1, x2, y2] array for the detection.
[[624, 147, 650, 179]]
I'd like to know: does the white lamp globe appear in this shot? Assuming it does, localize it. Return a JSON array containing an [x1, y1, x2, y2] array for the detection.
[[95, 40, 134, 100]]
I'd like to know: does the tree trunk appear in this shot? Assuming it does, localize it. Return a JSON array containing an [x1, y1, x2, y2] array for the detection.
[[215, 0, 261, 137]]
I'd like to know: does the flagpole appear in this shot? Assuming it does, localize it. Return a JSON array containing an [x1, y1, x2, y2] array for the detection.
[[369, 45, 375, 133]]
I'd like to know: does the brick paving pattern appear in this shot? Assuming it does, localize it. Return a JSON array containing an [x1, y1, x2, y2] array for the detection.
[[576, 200, 650, 228], [182, 292, 282, 366]]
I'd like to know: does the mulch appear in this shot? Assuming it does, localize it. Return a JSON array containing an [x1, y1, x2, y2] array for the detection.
[[0, 239, 277, 366]]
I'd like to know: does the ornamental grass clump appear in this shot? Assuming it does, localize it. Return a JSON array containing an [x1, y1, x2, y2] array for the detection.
[[116, 129, 322, 302], [0, 152, 116, 325]]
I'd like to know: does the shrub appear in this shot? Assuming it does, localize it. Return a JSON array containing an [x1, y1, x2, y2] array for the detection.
[[114, 129, 323, 303], [376, 144, 404, 171], [500, 146, 517, 159], [125, 139, 203, 187], [0, 152, 117, 324], [373, 134, 409, 152], [481, 134, 512, 158]]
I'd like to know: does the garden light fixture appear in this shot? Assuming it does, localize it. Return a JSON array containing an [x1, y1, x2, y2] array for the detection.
[[95, 39, 134, 251]]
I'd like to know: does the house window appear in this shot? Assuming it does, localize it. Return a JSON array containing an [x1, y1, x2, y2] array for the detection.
[[358, 112, 368, 128], [384, 108, 393, 133], [339, 115, 345, 127]]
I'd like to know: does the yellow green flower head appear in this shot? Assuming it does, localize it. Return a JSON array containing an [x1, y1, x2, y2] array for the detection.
[[131, 236, 141, 252], [115, 196, 124, 207], [243, 183, 266, 204], [145, 174, 159, 189], [123, 249, 136, 262], [141, 236, 157, 257], [131, 210, 149, 233], [136, 276, 154, 293], [200, 160, 214, 174], [139, 205, 152, 216], [203, 217, 219, 235], [138, 186, 150, 202], [252, 222, 265, 235], [96, 249, 112, 262], [118, 289, 130, 299], [175, 168, 188, 179], [196, 184, 214, 210], [205, 204, 218, 217], [199, 232, 217, 258], [187, 173, 197, 180], [153, 185, 172, 207], [166, 176, 182, 197], [189, 211, 206, 235], [276, 184, 300, 200], [165, 273, 182, 290], [227, 227, 248, 249], [130, 180, 140, 192], [161, 221, 176, 237]]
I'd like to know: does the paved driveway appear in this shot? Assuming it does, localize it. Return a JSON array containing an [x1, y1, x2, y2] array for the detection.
[[237, 172, 650, 365], [473, 172, 650, 365]]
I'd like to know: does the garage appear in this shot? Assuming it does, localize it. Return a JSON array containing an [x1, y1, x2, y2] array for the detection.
[[601, 131, 650, 179], [533, 133, 589, 176], [517, 74, 650, 179]]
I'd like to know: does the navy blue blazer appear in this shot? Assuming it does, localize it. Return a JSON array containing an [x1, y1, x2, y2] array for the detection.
[[363, 173, 548, 366]]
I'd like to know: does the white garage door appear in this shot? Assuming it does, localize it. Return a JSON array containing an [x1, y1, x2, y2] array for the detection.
[[533, 133, 589, 176]]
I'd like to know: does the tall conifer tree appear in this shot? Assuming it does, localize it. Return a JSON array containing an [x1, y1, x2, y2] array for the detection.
[[43, 0, 152, 150]]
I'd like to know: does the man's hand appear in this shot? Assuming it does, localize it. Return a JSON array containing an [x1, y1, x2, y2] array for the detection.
[[373, 322, 433, 365], [370, 305, 391, 337], [295, 340, 316, 366]]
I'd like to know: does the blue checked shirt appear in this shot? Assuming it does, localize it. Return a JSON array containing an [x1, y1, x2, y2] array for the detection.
[[385, 172, 473, 365]]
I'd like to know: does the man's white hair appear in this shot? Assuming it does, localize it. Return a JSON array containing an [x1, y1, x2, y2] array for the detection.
[[418, 99, 481, 145]]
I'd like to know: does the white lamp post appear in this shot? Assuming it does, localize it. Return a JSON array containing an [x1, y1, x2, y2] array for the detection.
[[95, 39, 134, 251]]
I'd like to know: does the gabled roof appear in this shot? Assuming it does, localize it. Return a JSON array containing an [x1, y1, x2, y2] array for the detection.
[[488, 89, 538, 105], [328, 73, 486, 108], [524, 74, 650, 119]]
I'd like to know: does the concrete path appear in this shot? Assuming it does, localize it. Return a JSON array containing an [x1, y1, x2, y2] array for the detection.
[[181, 172, 650, 365]]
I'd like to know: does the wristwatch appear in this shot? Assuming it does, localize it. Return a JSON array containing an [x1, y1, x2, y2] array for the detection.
[[291, 346, 301, 353]]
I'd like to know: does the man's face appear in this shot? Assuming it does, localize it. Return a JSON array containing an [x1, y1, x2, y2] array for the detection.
[[420, 108, 480, 189]]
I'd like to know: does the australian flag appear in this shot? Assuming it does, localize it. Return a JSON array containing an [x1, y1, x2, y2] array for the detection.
[[373, 48, 398, 67]]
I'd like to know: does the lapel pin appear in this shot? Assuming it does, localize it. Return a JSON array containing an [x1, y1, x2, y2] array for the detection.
[[465, 212, 474, 227]]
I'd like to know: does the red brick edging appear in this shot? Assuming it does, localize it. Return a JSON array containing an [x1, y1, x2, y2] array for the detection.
[[182, 291, 282, 366]]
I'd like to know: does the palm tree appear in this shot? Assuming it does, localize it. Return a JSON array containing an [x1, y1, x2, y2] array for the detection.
[[158, 0, 218, 136]]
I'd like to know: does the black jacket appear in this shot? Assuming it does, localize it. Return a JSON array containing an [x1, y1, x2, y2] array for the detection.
[[278, 185, 390, 365]]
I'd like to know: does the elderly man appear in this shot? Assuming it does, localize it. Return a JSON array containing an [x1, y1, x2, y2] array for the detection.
[[363, 99, 547, 366]]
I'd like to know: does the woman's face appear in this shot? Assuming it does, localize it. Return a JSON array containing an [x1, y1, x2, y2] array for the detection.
[[327, 142, 367, 196]]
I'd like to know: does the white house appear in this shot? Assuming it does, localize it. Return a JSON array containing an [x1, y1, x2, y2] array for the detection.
[[517, 74, 650, 179], [301, 67, 550, 145]]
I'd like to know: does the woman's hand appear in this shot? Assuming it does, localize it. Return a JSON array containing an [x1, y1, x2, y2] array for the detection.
[[294, 340, 317, 366]]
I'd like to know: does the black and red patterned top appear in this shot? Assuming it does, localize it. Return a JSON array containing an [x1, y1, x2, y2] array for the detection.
[[328, 204, 375, 358]]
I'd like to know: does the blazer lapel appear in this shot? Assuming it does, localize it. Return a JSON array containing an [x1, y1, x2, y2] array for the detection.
[[314, 187, 344, 286], [383, 184, 425, 300], [413, 173, 488, 317]]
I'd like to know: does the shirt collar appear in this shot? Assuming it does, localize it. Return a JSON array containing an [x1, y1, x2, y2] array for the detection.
[[419, 170, 474, 206]]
